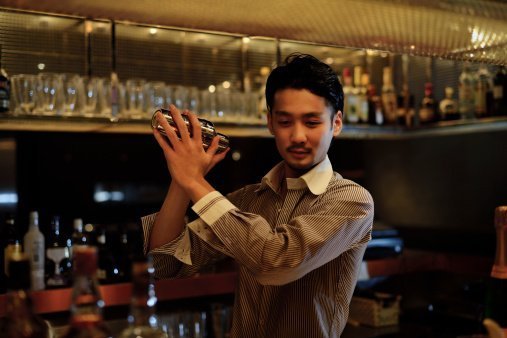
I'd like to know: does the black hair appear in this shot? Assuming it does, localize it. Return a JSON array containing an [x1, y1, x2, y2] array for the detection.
[[265, 53, 344, 116]]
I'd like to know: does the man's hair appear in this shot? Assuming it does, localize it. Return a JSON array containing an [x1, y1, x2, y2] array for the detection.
[[265, 53, 344, 116]]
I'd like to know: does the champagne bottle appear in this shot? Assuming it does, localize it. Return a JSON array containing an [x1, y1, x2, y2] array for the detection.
[[45, 215, 72, 288], [484, 206, 507, 335], [23, 211, 45, 291], [3, 253, 52, 337], [119, 255, 168, 338], [61, 246, 112, 338]]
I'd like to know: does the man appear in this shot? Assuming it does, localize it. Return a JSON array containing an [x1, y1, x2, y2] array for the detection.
[[142, 53, 374, 337]]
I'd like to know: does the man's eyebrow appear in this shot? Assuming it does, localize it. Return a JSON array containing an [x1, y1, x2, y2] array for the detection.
[[273, 111, 324, 117]]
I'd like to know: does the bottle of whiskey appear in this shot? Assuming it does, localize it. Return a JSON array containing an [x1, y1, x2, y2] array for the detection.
[[3, 252, 52, 338], [484, 206, 507, 336], [119, 255, 168, 338], [60, 246, 112, 338], [419, 82, 437, 124], [367, 84, 384, 126], [439, 87, 459, 121]]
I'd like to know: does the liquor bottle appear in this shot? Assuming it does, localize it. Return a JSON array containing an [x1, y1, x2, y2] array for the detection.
[[60, 246, 112, 338], [381, 66, 398, 125], [96, 226, 121, 285], [396, 84, 415, 127], [23, 211, 45, 291], [492, 66, 507, 116], [367, 84, 384, 126], [484, 206, 507, 336], [458, 63, 476, 119], [0, 44, 10, 114], [475, 65, 493, 118], [4, 253, 52, 338], [118, 255, 168, 338], [353, 66, 369, 124], [45, 215, 72, 288], [70, 218, 89, 257], [342, 67, 359, 124], [419, 82, 437, 124], [439, 87, 459, 121], [1, 214, 16, 291]]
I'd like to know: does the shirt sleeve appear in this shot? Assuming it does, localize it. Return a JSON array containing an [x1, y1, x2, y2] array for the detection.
[[191, 182, 374, 286], [140, 211, 228, 279]]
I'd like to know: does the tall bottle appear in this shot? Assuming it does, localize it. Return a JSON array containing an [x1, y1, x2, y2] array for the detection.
[[70, 218, 89, 257], [367, 84, 384, 126], [353, 66, 369, 124], [61, 246, 112, 338], [45, 215, 72, 288], [484, 206, 507, 335], [96, 226, 121, 285], [475, 66, 493, 118], [1, 214, 17, 292], [342, 67, 359, 124], [119, 255, 168, 338], [458, 63, 476, 119], [3, 253, 52, 338], [0, 44, 10, 114], [23, 211, 45, 291], [419, 82, 437, 124], [492, 66, 507, 116], [381, 66, 398, 125]]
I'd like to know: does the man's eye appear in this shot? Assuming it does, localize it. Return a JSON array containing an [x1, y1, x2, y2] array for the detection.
[[306, 120, 322, 126], [277, 120, 291, 126]]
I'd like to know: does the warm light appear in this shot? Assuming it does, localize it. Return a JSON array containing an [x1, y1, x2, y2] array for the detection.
[[208, 85, 216, 93], [222, 81, 231, 89], [325, 57, 334, 65], [242, 37, 250, 44], [260, 66, 270, 76], [149, 28, 158, 35], [85, 21, 93, 34], [37, 63, 45, 70], [410, 45, 416, 50]]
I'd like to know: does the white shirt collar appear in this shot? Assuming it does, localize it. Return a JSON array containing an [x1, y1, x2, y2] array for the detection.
[[258, 156, 334, 195]]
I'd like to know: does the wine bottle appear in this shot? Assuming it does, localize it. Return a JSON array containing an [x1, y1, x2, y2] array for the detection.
[[45, 215, 72, 288], [60, 246, 112, 338], [96, 226, 121, 284], [118, 255, 168, 338], [419, 82, 437, 124], [4, 252, 52, 338], [0, 44, 10, 114], [367, 84, 384, 126], [475, 66, 493, 118], [484, 206, 507, 336], [23, 211, 45, 291], [381, 66, 398, 125], [492, 66, 507, 116], [342, 67, 359, 124], [458, 63, 476, 119]]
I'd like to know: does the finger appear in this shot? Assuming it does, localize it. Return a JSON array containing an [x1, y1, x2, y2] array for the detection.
[[186, 111, 203, 149], [156, 110, 181, 149], [153, 128, 174, 156], [169, 105, 191, 141], [206, 134, 221, 155]]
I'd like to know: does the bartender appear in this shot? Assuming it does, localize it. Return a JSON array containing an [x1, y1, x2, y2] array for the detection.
[[142, 53, 374, 338]]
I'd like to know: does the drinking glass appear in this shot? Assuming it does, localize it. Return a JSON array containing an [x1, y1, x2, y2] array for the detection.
[[11, 74, 37, 115], [35, 72, 63, 116], [82, 76, 100, 117], [145, 81, 168, 115], [125, 78, 147, 119], [61, 73, 83, 116]]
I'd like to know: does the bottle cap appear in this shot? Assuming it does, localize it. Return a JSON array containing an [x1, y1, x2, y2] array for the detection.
[[29, 211, 39, 227]]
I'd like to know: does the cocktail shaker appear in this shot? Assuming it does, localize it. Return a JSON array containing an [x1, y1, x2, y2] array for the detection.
[[151, 108, 229, 153]]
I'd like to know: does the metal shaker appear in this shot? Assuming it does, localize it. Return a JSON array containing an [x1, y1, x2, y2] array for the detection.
[[151, 108, 229, 153]]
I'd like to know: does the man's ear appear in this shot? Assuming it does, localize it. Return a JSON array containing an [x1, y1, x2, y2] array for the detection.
[[267, 112, 274, 135], [333, 110, 343, 137]]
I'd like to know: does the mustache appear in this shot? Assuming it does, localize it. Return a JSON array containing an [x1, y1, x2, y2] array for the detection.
[[287, 145, 311, 152]]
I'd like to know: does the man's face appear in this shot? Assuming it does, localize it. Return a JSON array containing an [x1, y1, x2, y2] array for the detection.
[[267, 88, 342, 178]]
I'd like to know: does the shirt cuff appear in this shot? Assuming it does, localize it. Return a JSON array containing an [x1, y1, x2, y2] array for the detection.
[[191, 190, 236, 225]]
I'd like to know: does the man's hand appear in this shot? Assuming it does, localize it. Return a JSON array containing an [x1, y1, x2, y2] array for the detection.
[[153, 105, 229, 202]]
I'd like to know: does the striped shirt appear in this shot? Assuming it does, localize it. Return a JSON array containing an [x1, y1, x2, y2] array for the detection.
[[142, 156, 373, 338]]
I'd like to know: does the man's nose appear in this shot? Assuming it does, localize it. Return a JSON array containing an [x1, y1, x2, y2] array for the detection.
[[290, 123, 307, 143]]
